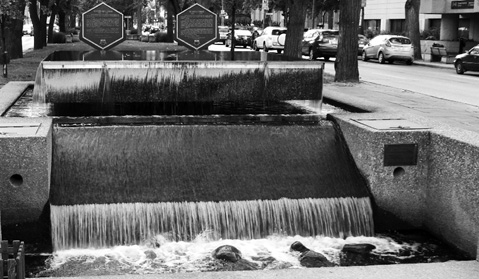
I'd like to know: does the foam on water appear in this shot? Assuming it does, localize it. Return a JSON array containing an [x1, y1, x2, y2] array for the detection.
[[43, 234, 420, 275]]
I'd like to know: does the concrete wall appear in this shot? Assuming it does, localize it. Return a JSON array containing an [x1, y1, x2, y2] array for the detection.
[[332, 114, 479, 258], [0, 117, 52, 225]]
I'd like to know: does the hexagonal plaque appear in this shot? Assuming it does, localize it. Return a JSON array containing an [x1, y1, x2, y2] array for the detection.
[[176, 3, 218, 51], [81, 3, 125, 50]]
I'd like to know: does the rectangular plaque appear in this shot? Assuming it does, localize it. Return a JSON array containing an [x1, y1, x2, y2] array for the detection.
[[384, 144, 418, 166], [451, 0, 474, 9]]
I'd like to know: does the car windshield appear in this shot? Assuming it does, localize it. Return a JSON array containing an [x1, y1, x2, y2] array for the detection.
[[389, 37, 411, 44], [235, 30, 251, 36], [272, 29, 286, 35], [322, 31, 339, 36]]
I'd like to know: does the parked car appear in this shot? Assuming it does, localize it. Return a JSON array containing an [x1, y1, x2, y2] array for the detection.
[[454, 44, 479, 74], [218, 26, 229, 44], [358, 34, 369, 55], [23, 24, 33, 36], [301, 29, 339, 61], [253, 26, 287, 53], [225, 29, 253, 48], [362, 35, 414, 65]]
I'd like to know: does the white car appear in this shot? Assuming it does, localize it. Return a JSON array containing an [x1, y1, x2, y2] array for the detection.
[[252, 26, 287, 53], [362, 34, 414, 65]]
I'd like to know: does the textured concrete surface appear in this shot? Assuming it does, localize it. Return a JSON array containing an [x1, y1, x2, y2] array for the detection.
[[0, 116, 52, 224], [325, 81, 479, 258], [49, 261, 479, 279]]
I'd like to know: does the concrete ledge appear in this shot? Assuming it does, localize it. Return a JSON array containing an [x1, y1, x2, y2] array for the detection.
[[0, 81, 32, 114], [0, 117, 52, 224], [49, 261, 479, 279]]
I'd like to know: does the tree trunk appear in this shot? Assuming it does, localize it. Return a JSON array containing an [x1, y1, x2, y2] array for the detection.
[[136, 1, 143, 37], [166, 1, 175, 42], [0, 1, 26, 60], [334, 0, 361, 82], [405, 0, 422, 60], [230, 2, 236, 60], [29, 0, 48, 49], [48, 6, 58, 44], [59, 10, 66, 32], [283, 0, 307, 59]]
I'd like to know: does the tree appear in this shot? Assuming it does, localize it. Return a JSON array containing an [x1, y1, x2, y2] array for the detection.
[[283, 0, 308, 59], [29, 0, 49, 49], [1, 0, 26, 59], [405, 0, 422, 60], [334, 0, 360, 82]]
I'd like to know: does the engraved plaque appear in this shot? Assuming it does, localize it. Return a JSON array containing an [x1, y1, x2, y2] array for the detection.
[[176, 3, 218, 50], [384, 144, 418, 166]]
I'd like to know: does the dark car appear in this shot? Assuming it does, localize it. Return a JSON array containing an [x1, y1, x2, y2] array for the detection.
[[454, 45, 479, 74], [358, 34, 369, 55], [226, 29, 253, 48], [301, 29, 339, 61]]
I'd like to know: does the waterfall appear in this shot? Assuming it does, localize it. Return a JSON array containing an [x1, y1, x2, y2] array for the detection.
[[51, 197, 374, 251]]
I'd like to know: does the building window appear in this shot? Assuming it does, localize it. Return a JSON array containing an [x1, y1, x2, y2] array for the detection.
[[364, 19, 380, 31], [390, 19, 405, 35]]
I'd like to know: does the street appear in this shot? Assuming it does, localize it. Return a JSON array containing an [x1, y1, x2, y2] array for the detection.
[[210, 43, 479, 107]]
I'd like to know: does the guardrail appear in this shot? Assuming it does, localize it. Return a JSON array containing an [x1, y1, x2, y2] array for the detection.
[[0, 241, 25, 279]]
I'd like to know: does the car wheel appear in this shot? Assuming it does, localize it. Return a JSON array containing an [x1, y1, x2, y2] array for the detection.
[[378, 52, 386, 64], [455, 61, 465, 74], [309, 48, 316, 60], [406, 60, 413, 65], [324, 56, 330, 61], [362, 51, 369, 61], [277, 49, 282, 54], [253, 42, 259, 51], [264, 43, 269, 52]]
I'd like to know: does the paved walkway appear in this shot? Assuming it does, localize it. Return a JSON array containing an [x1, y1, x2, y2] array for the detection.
[[324, 60, 479, 136]]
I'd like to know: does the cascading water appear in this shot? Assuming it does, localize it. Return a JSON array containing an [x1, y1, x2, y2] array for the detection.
[[51, 197, 374, 250]]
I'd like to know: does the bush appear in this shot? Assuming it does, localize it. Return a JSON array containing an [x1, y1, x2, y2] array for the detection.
[[421, 28, 439, 40], [52, 32, 67, 43], [154, 31, 169, 42]]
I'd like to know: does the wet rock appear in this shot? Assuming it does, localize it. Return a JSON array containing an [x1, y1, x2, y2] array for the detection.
[[341, 243, 376, 254], [215, 259, 259, 271], [144, 250, 157, 260], [212, 245, 242, 262], [290, 241, 334, 268], [340, 243, 398, 266]]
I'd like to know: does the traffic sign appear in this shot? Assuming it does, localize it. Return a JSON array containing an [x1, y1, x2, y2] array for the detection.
[[176, 3, 218, 51], [81, 2, 125, 51]]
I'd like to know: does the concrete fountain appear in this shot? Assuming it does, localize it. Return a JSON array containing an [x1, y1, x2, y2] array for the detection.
[[0, 1, 478, 277]]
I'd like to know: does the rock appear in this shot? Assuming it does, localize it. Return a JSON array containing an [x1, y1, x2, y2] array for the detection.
[[341, 243, 376, 254], [212, 245, 242, 262], [340, 243, 398, 266], [290, 241, 334, 268], [144, 250, 157, 260]]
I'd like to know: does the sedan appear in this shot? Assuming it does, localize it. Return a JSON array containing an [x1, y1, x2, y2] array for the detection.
[[454, 45, 479, 74], [362, 34, 414, 65], [225, 29, 253, 48], [301, 29, 339, 61]]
